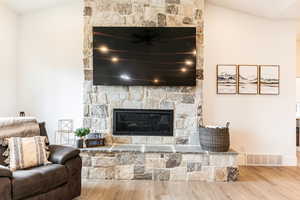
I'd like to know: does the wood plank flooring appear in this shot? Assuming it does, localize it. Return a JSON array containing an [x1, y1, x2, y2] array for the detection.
[[77, 166, 300, 200]]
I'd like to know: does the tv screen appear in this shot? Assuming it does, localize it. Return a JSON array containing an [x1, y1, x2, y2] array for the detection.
[[93, 27, 196, 86]]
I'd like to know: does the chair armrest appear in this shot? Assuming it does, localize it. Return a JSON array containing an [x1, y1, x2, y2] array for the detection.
[[0, 165, 12, 178], [48, 145, 80, 165]]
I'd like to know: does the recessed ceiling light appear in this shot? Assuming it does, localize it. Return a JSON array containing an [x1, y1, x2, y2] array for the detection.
[[120, 74, 130, 80], [185, 60, 193, 66], [181, 68, 187, 72], [111, 57, 119, 63], [99, 45, 109, 53]]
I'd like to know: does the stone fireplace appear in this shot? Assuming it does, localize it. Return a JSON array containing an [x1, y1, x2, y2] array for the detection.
[[83, 0, 204, 145], [81, 0, 239, 182]]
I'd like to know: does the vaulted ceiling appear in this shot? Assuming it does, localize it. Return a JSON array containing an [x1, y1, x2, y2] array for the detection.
[[1, 0, 300, 19], [1, 0, 300, 38], [207, 0, 300, 39], [207, 0, 300, 20], [0, 0, 73, 14]]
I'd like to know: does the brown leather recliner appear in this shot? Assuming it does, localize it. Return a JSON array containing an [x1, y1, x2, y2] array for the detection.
[[0, 119, 82, 200]]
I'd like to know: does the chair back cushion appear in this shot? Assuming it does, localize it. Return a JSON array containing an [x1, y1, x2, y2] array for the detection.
[[39, 122, 48, 139], [0, 117, 41, 139], [0, 118, 41, 167]]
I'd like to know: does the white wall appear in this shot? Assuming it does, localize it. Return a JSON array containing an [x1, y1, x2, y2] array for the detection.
[[297, 78, 300, 102], [297, 22, 300, 42], [297, 41, 300, 77], [17, 1, 83, 142], [204, 4, 297, 165], [297, 41, 300, 104], [0, 4, 18, 117]]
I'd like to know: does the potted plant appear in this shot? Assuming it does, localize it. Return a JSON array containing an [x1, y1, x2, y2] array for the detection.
[[74, 128, 90, 148]]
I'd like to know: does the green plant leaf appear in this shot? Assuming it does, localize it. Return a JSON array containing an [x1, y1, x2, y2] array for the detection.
[[74, 128, 91, 137]]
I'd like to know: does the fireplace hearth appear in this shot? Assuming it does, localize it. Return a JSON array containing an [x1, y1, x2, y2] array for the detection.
[[113, 109, 173, 137]]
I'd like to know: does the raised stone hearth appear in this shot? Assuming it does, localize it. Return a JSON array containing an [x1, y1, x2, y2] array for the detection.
[[80, 145, 239, 182]]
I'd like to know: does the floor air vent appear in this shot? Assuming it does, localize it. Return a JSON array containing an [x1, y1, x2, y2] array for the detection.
[[246, 154, 282, 166]]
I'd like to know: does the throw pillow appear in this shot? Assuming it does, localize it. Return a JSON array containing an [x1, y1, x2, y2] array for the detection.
[[7, 136, 51, 171], [0, 139, 8, 166]]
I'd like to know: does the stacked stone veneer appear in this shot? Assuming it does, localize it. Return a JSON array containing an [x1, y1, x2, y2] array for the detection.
[[83, 0, 204, 145], [81, 150, 239, 182]]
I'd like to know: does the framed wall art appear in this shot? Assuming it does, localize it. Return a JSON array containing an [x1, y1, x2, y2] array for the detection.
[[238, 65, 258, 94], [216, 65, 238, 94], [259, 65, 280, 95]]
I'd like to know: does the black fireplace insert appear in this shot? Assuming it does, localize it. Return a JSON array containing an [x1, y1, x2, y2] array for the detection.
[[113, 109, 173, 136]]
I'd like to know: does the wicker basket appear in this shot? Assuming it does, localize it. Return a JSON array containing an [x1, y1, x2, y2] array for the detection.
[[199, 122, 230, 152]]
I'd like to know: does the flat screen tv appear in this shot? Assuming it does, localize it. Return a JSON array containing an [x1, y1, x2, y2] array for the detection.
[[93, 27, 196, 86]]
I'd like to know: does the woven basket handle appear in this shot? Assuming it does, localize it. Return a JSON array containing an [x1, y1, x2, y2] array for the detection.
[[226, 122, 230, 128]]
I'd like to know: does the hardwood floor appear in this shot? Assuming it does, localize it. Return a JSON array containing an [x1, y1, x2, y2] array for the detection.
[[78, 166, 300, 200]]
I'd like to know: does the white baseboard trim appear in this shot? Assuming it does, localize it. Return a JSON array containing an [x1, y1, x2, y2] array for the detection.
[[237, 153, 297, 166], [282, 155, 298, 166]]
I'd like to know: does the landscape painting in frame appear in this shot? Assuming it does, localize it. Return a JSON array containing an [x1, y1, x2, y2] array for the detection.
[[217, 65, 237, 94], [238, 65, 258, 94], [259, 65, 279, 95]]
